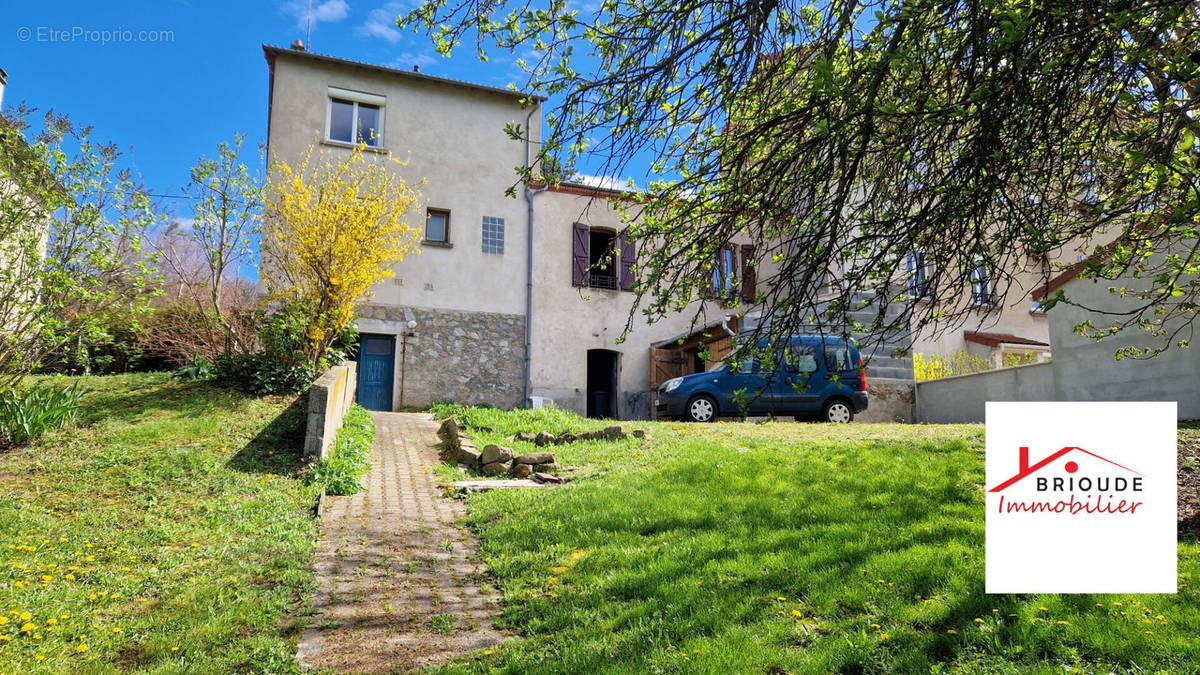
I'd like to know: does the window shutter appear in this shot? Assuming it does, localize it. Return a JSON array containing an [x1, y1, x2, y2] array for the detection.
[[571, 222, 590, 287], [618, 231, 637, 291], [740, 244, 756, 302]]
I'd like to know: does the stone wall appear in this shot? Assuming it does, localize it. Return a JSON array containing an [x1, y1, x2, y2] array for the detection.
[[357, 303, 526, 410], [859, 378, 915, 423]]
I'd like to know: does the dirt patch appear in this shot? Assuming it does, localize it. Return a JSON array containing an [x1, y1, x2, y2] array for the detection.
[[1178, 429, 1200, 536]]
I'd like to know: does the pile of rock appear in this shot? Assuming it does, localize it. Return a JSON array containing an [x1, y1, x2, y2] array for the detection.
[[514, 425, 645, 446], [437, 418, 567, 484]]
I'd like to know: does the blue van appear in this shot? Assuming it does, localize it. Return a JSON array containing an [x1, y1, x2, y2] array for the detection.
[[654, 336, 869, 423]]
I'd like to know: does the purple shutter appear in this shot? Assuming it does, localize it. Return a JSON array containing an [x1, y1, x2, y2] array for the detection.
[[619, 231, 637, 291], [740, 244, 756, 302], [571, 222, 590, 287]]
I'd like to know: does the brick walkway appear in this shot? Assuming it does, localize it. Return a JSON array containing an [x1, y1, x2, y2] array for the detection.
[[297, 412, 505, 673]]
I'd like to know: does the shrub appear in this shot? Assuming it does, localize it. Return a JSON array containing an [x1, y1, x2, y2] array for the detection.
[[0, 382, 87, 446], [173, 358, 215, 381], [311, 405, 374, 495], [914, 350, 995, 381], [214, 304, 359, 395]]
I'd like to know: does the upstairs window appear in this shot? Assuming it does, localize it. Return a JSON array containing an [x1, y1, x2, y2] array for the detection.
[[970, 259, 993, 305], [326, 88, 384, 147], [571, 222, 636, 291], [589, 230, 618, 289], [425, 208, 450, 244], [906, 251, 927, 299], [712, 246, 736, 295]]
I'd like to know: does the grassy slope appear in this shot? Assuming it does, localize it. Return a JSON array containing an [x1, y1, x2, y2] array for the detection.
[[432, 406, 1200, 674], [0, 373, 319, 673]]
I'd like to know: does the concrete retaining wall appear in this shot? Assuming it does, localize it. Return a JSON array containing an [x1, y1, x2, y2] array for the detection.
[[915, 362, 1053, 423], [304, 360, 359, 462]]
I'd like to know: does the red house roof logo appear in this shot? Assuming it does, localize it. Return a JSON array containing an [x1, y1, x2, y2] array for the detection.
[[988, 446, 1143, 493]]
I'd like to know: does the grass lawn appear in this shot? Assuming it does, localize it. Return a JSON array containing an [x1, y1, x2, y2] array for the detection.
[[0, 372, 319, 673], [432, 404, 1200, 673]]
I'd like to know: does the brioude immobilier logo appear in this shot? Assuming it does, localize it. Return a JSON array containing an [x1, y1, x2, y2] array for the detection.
[[985, 402, 1176, 594]]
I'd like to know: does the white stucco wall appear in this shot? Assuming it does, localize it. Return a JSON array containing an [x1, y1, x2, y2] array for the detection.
[[266, 49, 540, 317], [529, 189, 750, 418]]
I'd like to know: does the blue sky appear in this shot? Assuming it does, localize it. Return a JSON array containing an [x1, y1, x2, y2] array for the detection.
[[0, 0, 542, 212]]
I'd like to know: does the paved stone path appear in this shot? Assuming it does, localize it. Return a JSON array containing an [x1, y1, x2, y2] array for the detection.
[[297, 412, 505, 673]]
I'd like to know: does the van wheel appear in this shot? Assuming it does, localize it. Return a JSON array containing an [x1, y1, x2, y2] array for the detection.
[[821, 398, 854, 423], [685, 395, 718, 423]]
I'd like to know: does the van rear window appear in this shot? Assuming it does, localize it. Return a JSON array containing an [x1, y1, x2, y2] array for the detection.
[[824, 346, 852, 371]]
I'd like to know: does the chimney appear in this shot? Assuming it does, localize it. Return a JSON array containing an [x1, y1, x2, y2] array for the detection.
[[290, 39, 306, 51], [413, 65, 420, 73], [0, 68, 8, 110], [1018, 446, 1029, 474]]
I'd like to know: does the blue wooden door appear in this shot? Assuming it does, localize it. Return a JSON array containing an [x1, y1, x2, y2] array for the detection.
[[357, 335, 395, 411]]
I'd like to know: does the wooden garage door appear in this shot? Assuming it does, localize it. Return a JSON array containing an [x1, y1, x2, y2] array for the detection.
[[648, 348, 685, 420]]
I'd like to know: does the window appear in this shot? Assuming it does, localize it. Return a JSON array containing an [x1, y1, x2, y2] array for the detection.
[[970, 259, 993, 305], [589, 230, 618, 288], [1031, 298, 1047, 313], [572, 223, 636, 291], [824, 346, 852, 371], [784, 345, 818, 373], [326, 88, 384, 147], [482, 216, 504, 254], [425, 208, 450, 244], [712, 246, 736, 296], [906, 251, 927, 299]]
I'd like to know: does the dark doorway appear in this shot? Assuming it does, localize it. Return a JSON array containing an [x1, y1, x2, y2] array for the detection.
[[357, 334, 395, 411], [586, 349, 620, 418]]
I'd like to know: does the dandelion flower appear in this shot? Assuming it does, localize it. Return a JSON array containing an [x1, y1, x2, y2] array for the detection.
[[946, 629, 957, 635], [21, 622, 36, 632], [65, 574, 75, 580], [791, 610, 802, 617], [483, 650, 494, 655], [973, 618, 983, 624], [76, 644, 88, 653], [1057, 621, 1069, 625], [112, 627, 121, 633], [19, 612, 31, 621]]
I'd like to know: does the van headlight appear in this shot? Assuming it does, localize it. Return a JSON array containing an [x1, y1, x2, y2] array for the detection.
[[663, 378, 682, 393]]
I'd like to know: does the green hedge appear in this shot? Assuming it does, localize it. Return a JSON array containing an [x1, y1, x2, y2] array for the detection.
[[311, 404, 374, 495]]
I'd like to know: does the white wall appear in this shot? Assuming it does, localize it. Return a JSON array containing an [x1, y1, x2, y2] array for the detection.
[[529, 189, 750, 418], [267, 49, 540, 316]]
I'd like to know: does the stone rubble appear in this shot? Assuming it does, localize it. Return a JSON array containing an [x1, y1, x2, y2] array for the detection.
[[438, 417, 647, 483]]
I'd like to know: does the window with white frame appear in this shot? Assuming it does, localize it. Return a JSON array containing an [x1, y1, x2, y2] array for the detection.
[[326, 87, 385, 147], [482, 216, 504, 254]]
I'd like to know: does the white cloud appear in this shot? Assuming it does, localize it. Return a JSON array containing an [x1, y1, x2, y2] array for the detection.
[[573, 173, 640, 192], [358, 3, 409, 43], [281, 0, 350, 31]]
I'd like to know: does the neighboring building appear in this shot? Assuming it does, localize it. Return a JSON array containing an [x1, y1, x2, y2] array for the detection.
[[908, 255, 1076, 367], [915, 246, 1200, 422], [262, 44, 915, 420]]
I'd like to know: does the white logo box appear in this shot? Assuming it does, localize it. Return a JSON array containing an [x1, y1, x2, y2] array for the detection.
[[985, 401, 1176, 594]]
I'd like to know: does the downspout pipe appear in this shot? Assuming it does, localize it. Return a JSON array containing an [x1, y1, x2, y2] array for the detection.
[[523, 107, 548, 408]]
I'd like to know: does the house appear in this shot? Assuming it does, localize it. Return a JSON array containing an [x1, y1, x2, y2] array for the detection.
[[914, 240, 1199, 422], [262, 44, 916, 421]]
